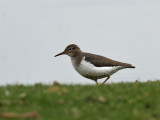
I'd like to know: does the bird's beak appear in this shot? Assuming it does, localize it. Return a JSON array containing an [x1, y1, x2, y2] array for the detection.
[[54, 51, 65, 57]]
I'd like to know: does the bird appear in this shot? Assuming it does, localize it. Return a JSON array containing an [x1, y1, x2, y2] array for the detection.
[[55, 44, 135, 84]]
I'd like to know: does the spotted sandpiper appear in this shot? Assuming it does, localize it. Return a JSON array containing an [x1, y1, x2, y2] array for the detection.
[[55, 44, 135, 84]]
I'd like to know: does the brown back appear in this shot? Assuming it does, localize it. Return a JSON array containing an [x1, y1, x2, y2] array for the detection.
[[84, 53, 135, 68]]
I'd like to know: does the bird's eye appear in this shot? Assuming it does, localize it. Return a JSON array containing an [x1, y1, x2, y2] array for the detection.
[[68, 48, 72, 51]]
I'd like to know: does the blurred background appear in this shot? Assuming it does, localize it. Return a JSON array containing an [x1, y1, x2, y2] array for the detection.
[[0, 0, 160, 85]]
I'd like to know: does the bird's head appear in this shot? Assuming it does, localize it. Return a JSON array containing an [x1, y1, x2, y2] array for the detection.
[[55, 44, 81, 57]]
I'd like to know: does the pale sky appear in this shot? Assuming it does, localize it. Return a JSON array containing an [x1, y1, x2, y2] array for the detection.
[[0, 0, 160, 85]]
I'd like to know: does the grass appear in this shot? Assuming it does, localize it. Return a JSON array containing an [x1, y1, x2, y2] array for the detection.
[[0, 81, 160, 120]]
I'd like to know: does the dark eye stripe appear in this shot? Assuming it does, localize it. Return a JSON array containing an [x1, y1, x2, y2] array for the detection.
[[68, 48, 72, 51], [68, 47, 75, 51]]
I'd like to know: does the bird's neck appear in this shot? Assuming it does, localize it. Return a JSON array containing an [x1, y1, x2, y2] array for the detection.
[[71, 51, 84, 66], [72, 50, 83, 58]]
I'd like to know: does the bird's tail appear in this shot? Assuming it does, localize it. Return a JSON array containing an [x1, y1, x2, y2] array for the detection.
[[128, 65, 135, 68]]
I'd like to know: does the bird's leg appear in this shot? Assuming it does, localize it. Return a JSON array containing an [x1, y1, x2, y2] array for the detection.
[[95, 80, 98, 84], [102, 75, 110, 84]]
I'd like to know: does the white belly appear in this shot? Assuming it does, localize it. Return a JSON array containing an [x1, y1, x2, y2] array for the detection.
[[71, 57, 125, 80]]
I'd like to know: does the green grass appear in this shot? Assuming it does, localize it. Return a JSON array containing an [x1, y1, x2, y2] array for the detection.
[[0, 81, 160, 120]]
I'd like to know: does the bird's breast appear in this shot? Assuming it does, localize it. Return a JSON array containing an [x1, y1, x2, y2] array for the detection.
[[71, 57, 124, 79]]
